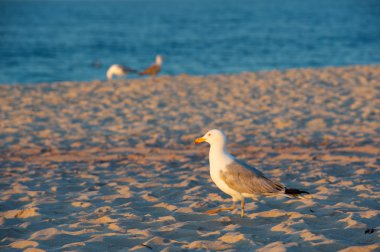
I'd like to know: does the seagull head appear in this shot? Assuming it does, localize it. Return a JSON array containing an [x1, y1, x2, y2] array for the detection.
[[194, 129, 226, 146], [156, 55, 163, 66]]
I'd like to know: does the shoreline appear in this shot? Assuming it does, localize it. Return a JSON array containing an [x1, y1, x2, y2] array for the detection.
[[1, 63, 379, 87]]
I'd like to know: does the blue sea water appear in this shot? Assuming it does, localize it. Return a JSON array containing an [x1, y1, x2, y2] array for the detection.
[[0, 0, 379, 84]]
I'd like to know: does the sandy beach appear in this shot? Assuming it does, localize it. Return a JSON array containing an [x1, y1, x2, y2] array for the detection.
[[0, 65, 379, 251]]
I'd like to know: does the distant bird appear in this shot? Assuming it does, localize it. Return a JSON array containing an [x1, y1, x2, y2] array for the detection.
[[139, 55, 163, 77], [195, 129, 309, 217], [91, 60, 102, 69], [106, 64, 136, 80]]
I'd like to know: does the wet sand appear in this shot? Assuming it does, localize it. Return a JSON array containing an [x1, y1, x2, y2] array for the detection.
[[0, 65, 379, 251]]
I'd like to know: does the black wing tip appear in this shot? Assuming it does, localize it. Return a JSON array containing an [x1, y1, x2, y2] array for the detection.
[[285, 188, 310, 195], [120, 66, 137, 73]]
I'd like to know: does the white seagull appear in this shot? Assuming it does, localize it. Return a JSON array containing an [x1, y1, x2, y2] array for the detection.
[[195, 129, 309, 217], [106, 64, 136, 80], [139, 55, 163, 77]]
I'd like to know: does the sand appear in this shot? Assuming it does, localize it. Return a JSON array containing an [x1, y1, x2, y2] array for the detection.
[[0, 65, 379, 251]]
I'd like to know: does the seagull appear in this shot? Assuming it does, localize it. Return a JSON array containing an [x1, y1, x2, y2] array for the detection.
[[195, 129, 309, 217], [139, 55, 163, 77], [106, 64, 136, 80]]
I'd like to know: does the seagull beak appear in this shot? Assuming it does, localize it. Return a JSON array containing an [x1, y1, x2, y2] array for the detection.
[[194, 137, 206, 144]]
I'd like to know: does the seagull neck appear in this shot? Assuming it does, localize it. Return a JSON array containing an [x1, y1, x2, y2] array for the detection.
[[210, 143, 227, 152], [209, 143, 232, 167]]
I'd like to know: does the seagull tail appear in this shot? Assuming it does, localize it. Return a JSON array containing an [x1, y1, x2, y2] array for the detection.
[[284, 188, 310, 198], [121, 66, 138, 73]]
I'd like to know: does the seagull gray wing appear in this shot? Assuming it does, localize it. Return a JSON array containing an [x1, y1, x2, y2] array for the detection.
[[220, 159, 285, 195]]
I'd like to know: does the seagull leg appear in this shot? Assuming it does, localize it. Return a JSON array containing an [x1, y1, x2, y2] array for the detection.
[[240, 198, 245, 218], [206, 201, 237, 215]]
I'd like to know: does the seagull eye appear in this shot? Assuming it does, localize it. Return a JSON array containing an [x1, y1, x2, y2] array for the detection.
[[208, 133, 211, 136]]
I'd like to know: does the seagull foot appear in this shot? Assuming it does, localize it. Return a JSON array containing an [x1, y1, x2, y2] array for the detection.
[[205, 209, 222, 215]]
